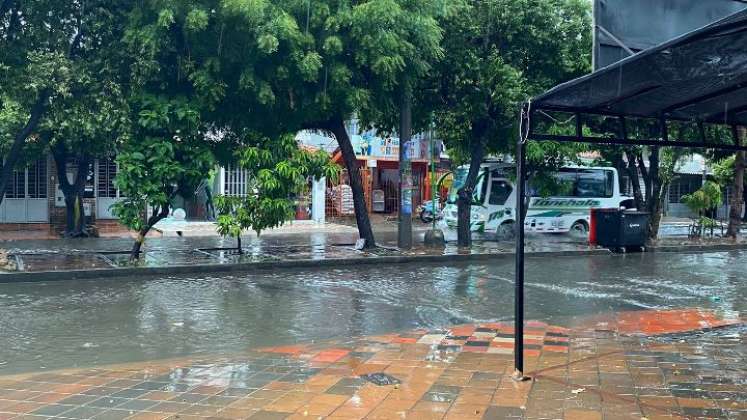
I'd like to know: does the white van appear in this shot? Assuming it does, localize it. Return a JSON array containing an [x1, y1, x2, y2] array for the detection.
[[439, 161, 633, 239]]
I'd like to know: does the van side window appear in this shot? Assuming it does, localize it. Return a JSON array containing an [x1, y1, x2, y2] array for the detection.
[[489, 180, 513, 205], [576, 169, 614, 198]]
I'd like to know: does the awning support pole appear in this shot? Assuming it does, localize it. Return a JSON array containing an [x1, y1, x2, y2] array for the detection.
[[513, 105, 528, 381]]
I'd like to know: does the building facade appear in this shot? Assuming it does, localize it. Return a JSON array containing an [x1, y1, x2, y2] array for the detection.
[[0, 155, 123, 234]]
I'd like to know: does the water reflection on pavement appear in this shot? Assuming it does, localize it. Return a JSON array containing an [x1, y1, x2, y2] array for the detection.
[[0, 250, 743, 375]]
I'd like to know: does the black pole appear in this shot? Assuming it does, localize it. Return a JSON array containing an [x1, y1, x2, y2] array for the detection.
[[513, 126, 527, 380]]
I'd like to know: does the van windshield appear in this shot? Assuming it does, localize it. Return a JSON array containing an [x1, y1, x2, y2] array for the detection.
[[447, 168, 468, 204], [447, 167, 487, 204]]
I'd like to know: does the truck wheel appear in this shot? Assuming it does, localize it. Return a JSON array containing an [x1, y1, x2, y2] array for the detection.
[[496, 221, 516, 241], [570, 220, 589, 237]]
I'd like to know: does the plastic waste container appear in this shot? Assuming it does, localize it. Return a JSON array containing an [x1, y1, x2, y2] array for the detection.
[[594, 209, 649, 252]]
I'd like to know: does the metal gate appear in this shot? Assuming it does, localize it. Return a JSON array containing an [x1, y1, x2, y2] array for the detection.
[[96, 158, 122, 219], [0, 159, 48, 223]]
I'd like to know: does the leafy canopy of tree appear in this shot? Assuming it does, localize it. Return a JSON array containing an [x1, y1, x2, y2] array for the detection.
[[428, 0, 591, 246], [110, 1, 231, 258], [682, 181, 722, 216], [215, 133, 338, 252], [39, 37, 130, 237], [211, 0, 455, 248], [112, 95, 215, 259], [0, 1, 130, 205]]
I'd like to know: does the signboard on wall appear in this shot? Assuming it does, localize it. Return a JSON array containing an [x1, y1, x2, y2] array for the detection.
[[351, 134, 399, 159], [350, 133, 431, 161], [593, 0, 747, 69]]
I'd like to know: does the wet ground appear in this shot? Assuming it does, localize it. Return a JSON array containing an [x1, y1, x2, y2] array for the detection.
[[1, 230, 591, 273], [0, 312, 743, 420], [0, 250, 743, 376]]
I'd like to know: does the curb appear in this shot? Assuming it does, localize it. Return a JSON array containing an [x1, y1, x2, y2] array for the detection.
[[648, 243, 747, 253], [0, 249, 612, 284], [1, 243, 745, 284]]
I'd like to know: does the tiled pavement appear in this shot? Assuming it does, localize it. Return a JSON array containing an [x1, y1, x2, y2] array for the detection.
[[0, 309, 743, 420]]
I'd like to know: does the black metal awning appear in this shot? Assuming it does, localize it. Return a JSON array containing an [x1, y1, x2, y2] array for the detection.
[[533, 9, 747, 128], [525, 7, 747, 154], [510, 9, 747, 382]]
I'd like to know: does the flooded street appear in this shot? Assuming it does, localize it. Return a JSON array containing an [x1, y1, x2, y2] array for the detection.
[[0, 250, 744, 375]]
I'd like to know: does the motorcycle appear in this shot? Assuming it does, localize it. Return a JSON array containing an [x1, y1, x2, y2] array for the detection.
[[418, 199, 443, 224]]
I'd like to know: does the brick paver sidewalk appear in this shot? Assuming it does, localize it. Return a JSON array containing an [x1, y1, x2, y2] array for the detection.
[[0, 309, 743, 420]]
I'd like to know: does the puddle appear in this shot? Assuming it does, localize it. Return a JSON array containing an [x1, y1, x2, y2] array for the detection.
[[0, 250, 744, 375]]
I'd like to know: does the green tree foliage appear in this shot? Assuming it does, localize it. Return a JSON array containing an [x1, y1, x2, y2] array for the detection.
[[0, 1, 129, 205], [712, 132, 746, 236], [682, 181, 721, 216], [41, 62, 130, 237], [112, 1, 230, 257], [682, 180, 722, 238], [212, 0, 453, 248], [713, 156, 736, 186], [429, 0, 591, 246], [214, 134, 338, 253], [112, 96, 214, 260]]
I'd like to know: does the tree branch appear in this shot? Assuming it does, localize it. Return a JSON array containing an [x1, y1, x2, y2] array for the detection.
[[52, 140, 72, 193], [637, 153, 648, 180], [0, 89, 50, 205]]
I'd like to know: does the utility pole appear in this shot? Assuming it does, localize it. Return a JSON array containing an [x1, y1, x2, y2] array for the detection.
[[430, 126, 437, 231], [423, 119, 446, 248], [398, 85, 413, 249]]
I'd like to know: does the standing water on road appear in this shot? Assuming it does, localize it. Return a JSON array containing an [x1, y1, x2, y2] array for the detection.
[[0, 251, 744, 374]]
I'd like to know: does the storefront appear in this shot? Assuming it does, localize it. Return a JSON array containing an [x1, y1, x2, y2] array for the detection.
[[329, 132, 443, 216]]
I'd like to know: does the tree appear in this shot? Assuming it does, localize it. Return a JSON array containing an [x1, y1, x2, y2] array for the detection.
[[41, 72, 129, 237], [591, 119, 708, 241], [214, 133, 338, 253], [713, 146, 746, 238], [113, 2, 230, 259], [0, 1, 129, 206], [621, 146, 682, 240], [429, 0, 591, 246], [682, 180, 722, 237], [112, 96, 214, 260], [213, 0, 452, 249]]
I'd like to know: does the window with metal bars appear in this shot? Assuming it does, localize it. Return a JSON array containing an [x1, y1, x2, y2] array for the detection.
[[669, 176, 702, 204], [223, 165, 249, 197], [27, 160, 47, 199], [97, 158, 118, 198], [3, 160, 47, 199]]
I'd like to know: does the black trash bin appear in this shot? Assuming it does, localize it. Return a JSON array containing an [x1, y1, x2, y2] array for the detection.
[[595, 209, 649, 252]]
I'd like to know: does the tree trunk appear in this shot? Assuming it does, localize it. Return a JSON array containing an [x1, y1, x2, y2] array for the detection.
[[236, 234, 243, 254], [613, 153, 627, 193], [645, 147, 662, 241], [624, 150, 644, 210], [0, 89, 49, 206], [328, 117, 376, 248], [130, 204, 170, 261], [648, 181, 667, 242], [456, 138, 485, 248], [727, 150, 745, 238], [52, 143, 92, 237]]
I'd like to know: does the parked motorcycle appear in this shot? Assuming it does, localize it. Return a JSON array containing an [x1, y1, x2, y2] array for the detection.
[[418, 199, 443, 224]]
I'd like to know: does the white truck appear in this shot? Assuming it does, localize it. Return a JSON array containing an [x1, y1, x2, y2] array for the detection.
[[439, 161, 633, 239]]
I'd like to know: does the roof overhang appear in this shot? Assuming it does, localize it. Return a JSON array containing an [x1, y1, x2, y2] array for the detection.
[[526, 8, 747, 151]]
